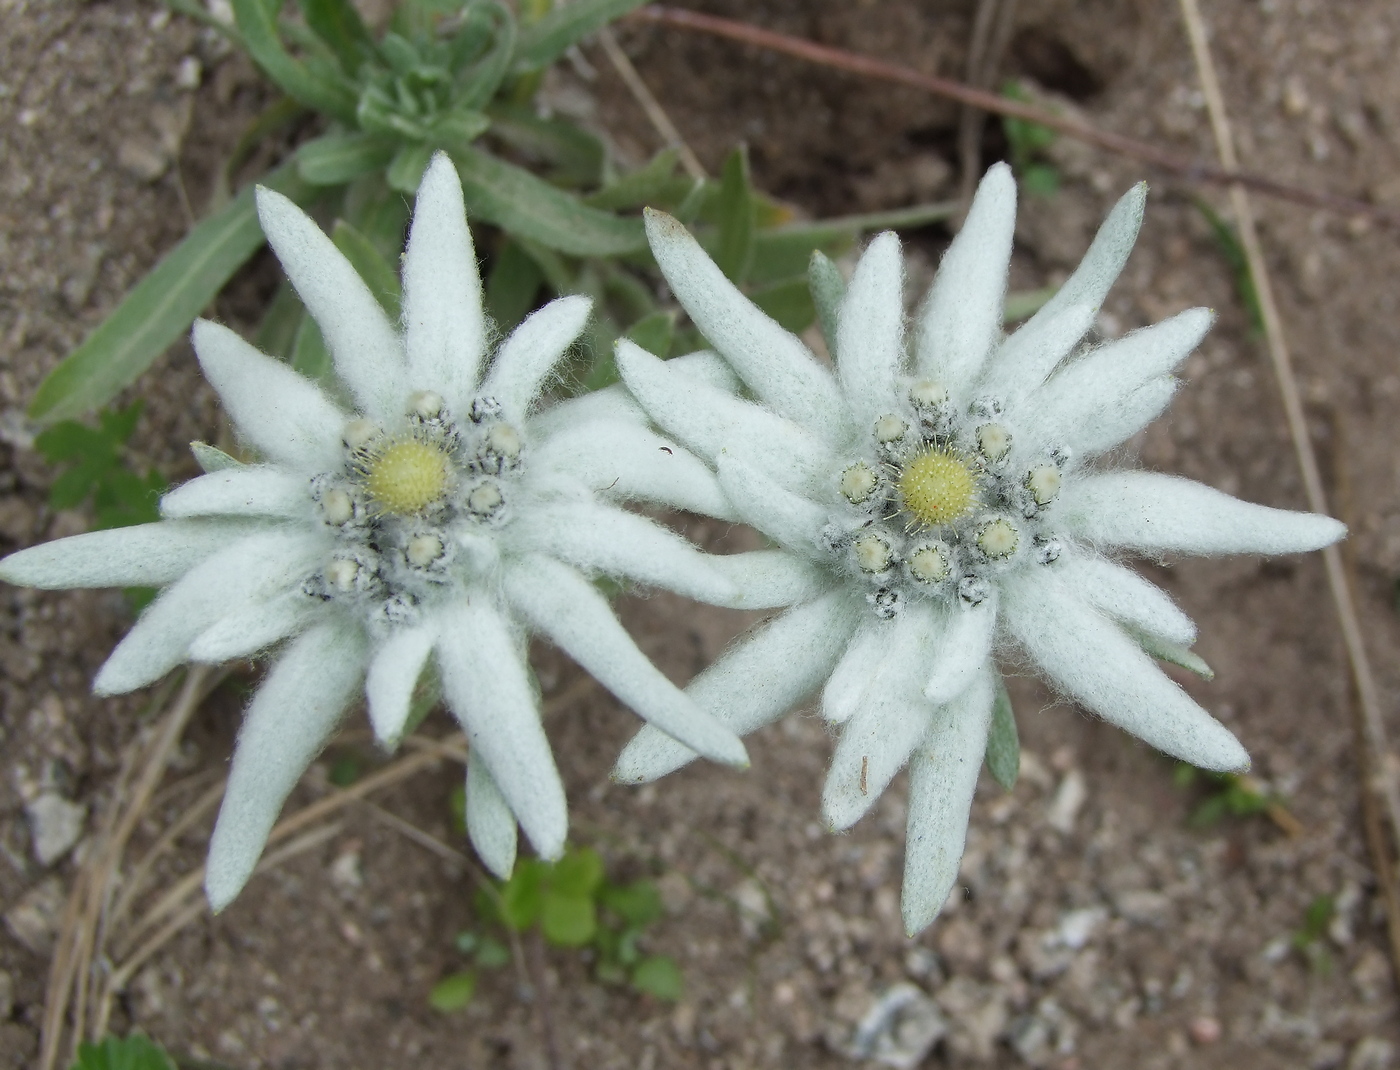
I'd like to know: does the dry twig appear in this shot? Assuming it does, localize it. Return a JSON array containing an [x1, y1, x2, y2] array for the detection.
[[631, 5, 1400, 227], [1175, 0, 1400, 982], [597, 27, 706, 179]]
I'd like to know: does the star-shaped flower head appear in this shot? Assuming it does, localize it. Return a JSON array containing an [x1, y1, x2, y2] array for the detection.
[[612, 163, 1345, 934], [0, 154, 761, 910]]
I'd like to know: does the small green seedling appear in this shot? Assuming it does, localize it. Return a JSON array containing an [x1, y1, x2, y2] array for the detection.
[[432, 840, 682, 1010], [1000, 81, 1060, 197], [35, 402, 165, 531], [1193, 197, 1264, 338], [1291, 894, 1336, 974], [1173, 764, 1272, 827], [70, 1032, 177, 1070]]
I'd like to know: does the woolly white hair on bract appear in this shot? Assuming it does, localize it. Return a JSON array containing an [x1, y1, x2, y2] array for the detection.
[[0, 154, 798, 911], [612, 162, 1345, 935]]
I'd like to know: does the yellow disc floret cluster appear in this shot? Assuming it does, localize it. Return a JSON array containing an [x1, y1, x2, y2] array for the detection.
[[364, 437, 450, 516], [897, 448, 978, 528]]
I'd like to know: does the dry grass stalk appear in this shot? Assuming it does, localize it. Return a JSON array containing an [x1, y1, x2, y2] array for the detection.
[[597, 27, 707, 180], [1176, 0, 1400, 983]]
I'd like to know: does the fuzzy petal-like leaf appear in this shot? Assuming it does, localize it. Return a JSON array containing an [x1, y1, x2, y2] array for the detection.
[[1060, 471, 1346, 556], [504, 555, 748, 767], [613, 589, 859, 782], [436, 599, 566, 859], [901, 668, 996, 934], [837, 231, 905, 431], [479, 296, 592, 423], [1003, 566, 1249, 771], [205, 618, 366, 910]]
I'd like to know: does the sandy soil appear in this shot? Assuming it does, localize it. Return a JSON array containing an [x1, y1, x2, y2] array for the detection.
[[3, 0, 1400, 1068]]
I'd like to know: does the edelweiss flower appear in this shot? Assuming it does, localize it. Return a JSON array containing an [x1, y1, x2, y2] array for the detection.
[[0, 154, 763, 909], [612, 163, 1345, 934]]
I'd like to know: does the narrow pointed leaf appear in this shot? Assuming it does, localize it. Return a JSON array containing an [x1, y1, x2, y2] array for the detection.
[[1131, 628, 1215, 680], [808, 250, 845, 358], [29, 160, 315, 425], [984, 675, 1019, 790], [714, 146, 755, 284], [331, 219, 401, 318], [451, 146, 646, 256], [233, 0, 358, 122], [512, 0, 648, 71], [296, 131, 397, 186]]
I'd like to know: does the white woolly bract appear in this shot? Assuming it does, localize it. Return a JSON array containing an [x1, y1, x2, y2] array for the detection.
[[192, 320, 347, 470], [94, 530, 325, 695], [402, 154, 486, 408], [0, 519, 256, 589], [923, 594, 998, 706], [644, 208, 848, 438], [1062, 471, 1347, 555], [915, 162, 1016, 397], [837, 230, 905, 428], [1004, 568, 1248, 771], [160, 467, 310, 520], [478, 295, 591, 424], [206, 619, 366, 911], [466, 749, 518, 880], [901, 668, 996, 934], [365, 624, 435, 745], [257, 187, 404, 421], [435, 599, 567, 859], [612, 590, 858, 783], [503, 554, 748, 767]]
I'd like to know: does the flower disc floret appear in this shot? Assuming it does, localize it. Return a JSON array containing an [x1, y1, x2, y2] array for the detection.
[[897, 448, 977, 528], [363, 436, 450, 515]]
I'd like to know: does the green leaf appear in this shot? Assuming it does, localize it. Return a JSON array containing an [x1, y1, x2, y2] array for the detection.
[[296, 0, 375, 75], [428, 970, 477, 1012], [484, 239, 544, 331], [448, 783, 467, 835], [551, 848, 604, 898], [474, 935, 511, 968], [541, 892, 597, 946], [747, 200, 957, 286], [630, 955, 683, 1001], [28, 160, 316, 425], [623, 311, 675, 359], [233, 0, 358, 122], [296, 132, 397, 186], [488, 104, 605, 188], [1021, 163, 1061, 198], [1193, 197, 1264, 338], [513, 0, 648, 71], [1131, 629, 1215, 680], [601, 880, 663, 927], [585, 149, 680, 210], [387, 141, 435, 194], [291, 314, 333, 385], [985, 675, 1020, 790], [191, 442, 244, 473], [499, 860, 547, 930], [808, 250, 845, 359], [34, 421, 106, 463], [1003, 286, 1057, 324], [714, 146, 756, 285], [748, 276, 814, 333], [342, 171, 413, 258], [255, 282, 306, 359], [454, 3, 517, 110], [331, 219, 402, 317], [451, 147, 647, 257], [70, 1033, 176, 1070]]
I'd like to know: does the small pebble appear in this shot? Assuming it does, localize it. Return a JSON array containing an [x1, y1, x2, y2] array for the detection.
[[1189, 1015, 1222, 1045]]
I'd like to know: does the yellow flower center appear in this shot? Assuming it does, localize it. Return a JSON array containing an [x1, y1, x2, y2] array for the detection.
[[364, 438, 449, 515], [897, 448, 977, 528]]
